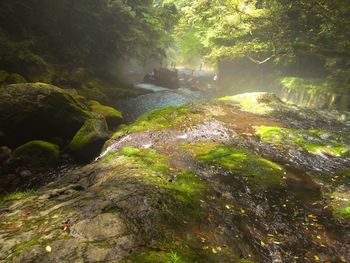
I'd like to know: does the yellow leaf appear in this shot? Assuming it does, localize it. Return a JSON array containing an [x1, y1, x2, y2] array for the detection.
[[45, 246, 52, 253]]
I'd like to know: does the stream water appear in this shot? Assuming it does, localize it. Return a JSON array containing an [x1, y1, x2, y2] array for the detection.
[[118, 84, 212, 123]]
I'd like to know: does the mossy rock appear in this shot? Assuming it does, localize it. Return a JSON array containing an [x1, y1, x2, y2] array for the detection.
[[0, 70, 9, 83], [112, 105, 190, 138], [183, 142, 285, 191], [89, 100, 123, 130], [14, 140, 59, 168], [79, 79, 108, 101], [256, 126, 350, 158], [69, 118, 109, 162], [218, 92, 283, 114], [0, 82, 91, 146], [5, 73, 27, 84]]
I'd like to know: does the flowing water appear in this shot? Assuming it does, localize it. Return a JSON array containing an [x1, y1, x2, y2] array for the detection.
[[118, 84, 213, 123]]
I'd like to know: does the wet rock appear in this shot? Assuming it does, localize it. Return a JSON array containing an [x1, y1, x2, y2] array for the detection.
[[71, 213, 127, 241], [1, 92, 350, 262], [69, 118, 109, 162]]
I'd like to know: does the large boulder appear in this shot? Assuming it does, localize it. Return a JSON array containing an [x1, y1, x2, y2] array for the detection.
[[0, 83, 91, 146], [14, 140, 60, 168], [69, 118, 109, 162]]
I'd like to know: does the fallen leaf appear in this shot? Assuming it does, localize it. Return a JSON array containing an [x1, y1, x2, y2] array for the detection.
[[195, 227, 201, 236], [46, 246, 52, 253]]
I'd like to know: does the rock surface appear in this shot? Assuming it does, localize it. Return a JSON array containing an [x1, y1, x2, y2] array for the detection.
[[0, 92, 349, 262], [0, 83, 91, 146], [69, 118, 110, 162]]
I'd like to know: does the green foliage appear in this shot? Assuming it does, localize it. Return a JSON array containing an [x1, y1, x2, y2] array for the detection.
[[279, 77, 332, 92], [0, 0, 177, 82], [171, 0, 350, 89], [14, 140, 59, 168], [256, 126, 350, 157]]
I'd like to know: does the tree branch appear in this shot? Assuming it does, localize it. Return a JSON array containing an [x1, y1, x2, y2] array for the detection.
[[246, 53, 277, 65]]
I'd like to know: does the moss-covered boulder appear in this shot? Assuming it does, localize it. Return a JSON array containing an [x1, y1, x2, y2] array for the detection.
[[89, 100, 123, 130], [5, 73, 27, 84], [0, 82, 91, 146], [0, 70, 9, 83], [14, 140, 59, 168], [69, 118, 109, 162]]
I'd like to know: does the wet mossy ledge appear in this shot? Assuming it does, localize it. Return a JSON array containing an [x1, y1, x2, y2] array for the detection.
[[112, 105, 193, 138], [182, 142, 286, 191], [256, 126, 350, 158]]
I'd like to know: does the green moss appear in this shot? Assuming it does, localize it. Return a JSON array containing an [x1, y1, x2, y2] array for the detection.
[[217, 92, 282, 114], [183, 143, 285, 191], [329, 190, 350, 220], [181, 141, 222, 156], [112, 105, 190, 138], [168, 171, 206, 206], [13, 238, 40, 255], [6, 73, 27, 84], [335, 206, 350, 219], [256, 126, 350, 157], [14, 140, 59, 168], [121, 146, 142, 156], [118, 147, 206, 205], [90, 100, 123, 130], [131, 251, 187, 263], [0, 70, 9, 83], [69, 118, 109, 161], [0, 190, 36, 205], [238, 260, 255, 263], [119, 147, 170, 174]]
